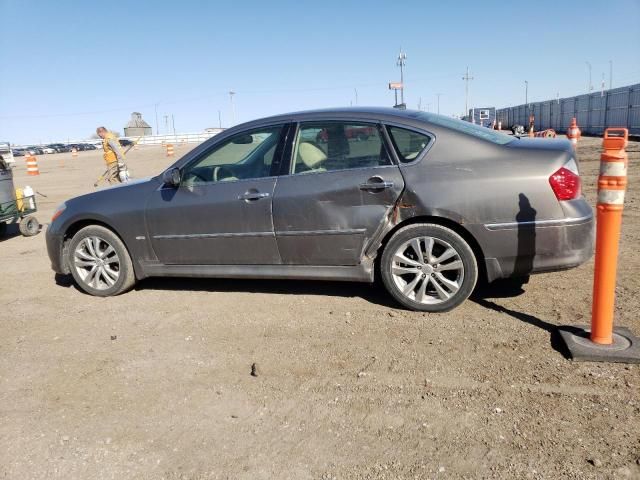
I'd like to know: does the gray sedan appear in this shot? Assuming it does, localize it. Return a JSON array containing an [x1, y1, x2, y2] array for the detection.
[[46, 108, 593, 312]]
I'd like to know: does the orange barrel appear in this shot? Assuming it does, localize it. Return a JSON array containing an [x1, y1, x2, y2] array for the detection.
[[166, 144, 175, 157], [590, 128, 629, 345], [72, 148, 78, 158], [26, 154, 40, 176]]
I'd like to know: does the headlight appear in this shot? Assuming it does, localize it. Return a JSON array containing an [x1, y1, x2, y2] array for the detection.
[[51, 202, 66, 222]]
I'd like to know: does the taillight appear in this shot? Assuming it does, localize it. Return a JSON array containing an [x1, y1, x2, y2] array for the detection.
[[549, 159, 581, 201]]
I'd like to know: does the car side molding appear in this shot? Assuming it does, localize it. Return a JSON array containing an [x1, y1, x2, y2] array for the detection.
[[484, 213, 593, 231], [139, 260, 375, 283]]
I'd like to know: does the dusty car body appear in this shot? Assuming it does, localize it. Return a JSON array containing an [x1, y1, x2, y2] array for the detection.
[[46, 107, 593, 311]]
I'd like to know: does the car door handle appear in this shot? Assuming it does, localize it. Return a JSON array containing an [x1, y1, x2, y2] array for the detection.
[[359, 178, 394, 191], [238, 191, 270, 201]]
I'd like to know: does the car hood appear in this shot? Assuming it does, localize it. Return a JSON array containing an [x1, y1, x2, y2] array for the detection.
[[65, 176, 160, 207]]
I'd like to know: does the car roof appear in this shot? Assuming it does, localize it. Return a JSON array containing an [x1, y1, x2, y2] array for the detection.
[[244, 106, 426, 124]]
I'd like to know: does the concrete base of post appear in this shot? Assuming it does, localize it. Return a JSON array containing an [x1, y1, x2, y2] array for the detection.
[[558, 325, 640, 363]]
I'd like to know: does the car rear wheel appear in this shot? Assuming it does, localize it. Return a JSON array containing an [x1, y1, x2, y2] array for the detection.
[[67, 225, 136, 297], [380, 223, 478, 312]]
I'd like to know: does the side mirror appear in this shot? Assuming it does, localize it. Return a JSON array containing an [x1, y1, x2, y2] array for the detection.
[[162, 167, 181, 187]]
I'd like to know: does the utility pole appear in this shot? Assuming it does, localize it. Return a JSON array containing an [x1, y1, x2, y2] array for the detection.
[[417, 97, 422, 111], [586, 61, 593, 91], [462, 66, 473, 117], [218, 110, 222, 129], [609, 60, 613, 90], [163, 114, 169, 134], [354, 88, 358, 105], [397, 49, 407, 106], [154, 103, 159, 135], [525, 80, 528, 107], [229, 91, 236, 125], [601, 73, 605, 97], [436, 93, 442, 114], [171, 114, 175, 135]]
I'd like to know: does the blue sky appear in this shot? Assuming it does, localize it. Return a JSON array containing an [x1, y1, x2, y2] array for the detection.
[[1, 0, 639, 144]]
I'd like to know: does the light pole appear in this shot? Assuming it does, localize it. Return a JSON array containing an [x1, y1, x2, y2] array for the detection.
[[462, 66, 473, 117], [586, 61, 593, 91], [354, 88, 358, 106], [397, 49, 407, 105], [609, 60, 613, 90], [436, 93, 442, 114], [525, 80, 528, 107], [154, 103, 159, 135], [229, 91, 236, 125]]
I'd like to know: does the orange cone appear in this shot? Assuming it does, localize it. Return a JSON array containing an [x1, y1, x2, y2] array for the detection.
[[566, 117, 581, 148]]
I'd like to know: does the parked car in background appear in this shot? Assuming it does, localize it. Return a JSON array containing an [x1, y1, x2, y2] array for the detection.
[[11, 148, 25, 157], [47, 143, 71, 153], [118, 139, 133, 147], [46, 107, 593, 312], [26, 146, 44, 155], [41, 146, 56, 154], [81, 143, 97, 150]]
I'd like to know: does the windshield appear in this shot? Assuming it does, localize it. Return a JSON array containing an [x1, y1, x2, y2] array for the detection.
[[415, 112, 514, 145]]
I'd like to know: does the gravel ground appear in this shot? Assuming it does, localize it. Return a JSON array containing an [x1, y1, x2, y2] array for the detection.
[[1, 136, 639, 480]]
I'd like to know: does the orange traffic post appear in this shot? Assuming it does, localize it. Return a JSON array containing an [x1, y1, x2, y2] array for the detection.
[[25, 154, 40, 176], [557, 127, 640, 363], [528, 125, 534, 138], [566, 117, 581, 148], [497, 121, 502, 131], [166, 144, 174, 157], [591, 129, 628, 344]]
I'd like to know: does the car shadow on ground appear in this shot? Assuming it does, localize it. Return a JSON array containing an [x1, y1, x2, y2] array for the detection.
[[137, 276, 399, 309]]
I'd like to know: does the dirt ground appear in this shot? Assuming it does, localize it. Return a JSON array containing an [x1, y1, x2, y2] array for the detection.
[[1, 136, 639, 480]]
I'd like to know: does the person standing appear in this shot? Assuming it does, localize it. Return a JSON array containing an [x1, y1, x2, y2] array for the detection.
[[96, 126, 129, 183]]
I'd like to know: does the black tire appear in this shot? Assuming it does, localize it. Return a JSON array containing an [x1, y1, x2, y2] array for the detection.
[[0, 221, 7, 236], [67, 225, 136, 297], [380, 223, 478, 312], [19, 216, 40, 236]]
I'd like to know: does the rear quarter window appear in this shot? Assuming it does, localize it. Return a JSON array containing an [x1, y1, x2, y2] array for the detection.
[[386, 126, 432, 163]]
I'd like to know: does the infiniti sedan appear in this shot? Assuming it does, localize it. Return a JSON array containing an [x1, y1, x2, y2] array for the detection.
[[46, 108, 593, 312]]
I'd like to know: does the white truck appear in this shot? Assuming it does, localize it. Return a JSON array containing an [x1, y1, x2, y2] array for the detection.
[[0, 141, 15, 166]]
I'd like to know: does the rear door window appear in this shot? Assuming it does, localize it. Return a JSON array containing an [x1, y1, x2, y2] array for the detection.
[[386, 126, 432, 163], [291, 122, 391, 174]]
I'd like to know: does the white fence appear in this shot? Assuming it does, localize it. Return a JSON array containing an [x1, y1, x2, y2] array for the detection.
[[124, 130, 225, 146]]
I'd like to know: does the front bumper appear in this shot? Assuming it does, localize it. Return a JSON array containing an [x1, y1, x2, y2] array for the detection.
[[45, 225, 68, 275]]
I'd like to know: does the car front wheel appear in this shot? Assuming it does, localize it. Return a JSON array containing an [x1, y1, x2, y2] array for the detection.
[[67, 225, 136, 296], [380, 223, 478, 312]]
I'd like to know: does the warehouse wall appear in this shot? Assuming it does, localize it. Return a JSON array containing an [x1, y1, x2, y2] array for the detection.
[[496, 83, 640, 135]]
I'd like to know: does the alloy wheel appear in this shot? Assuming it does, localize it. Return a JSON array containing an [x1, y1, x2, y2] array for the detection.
[[73, 236, 121, 290], [390, 236, 464, 305]]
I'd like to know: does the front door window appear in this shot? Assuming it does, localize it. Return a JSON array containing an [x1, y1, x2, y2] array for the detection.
[[182, 126, 283, 185]]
